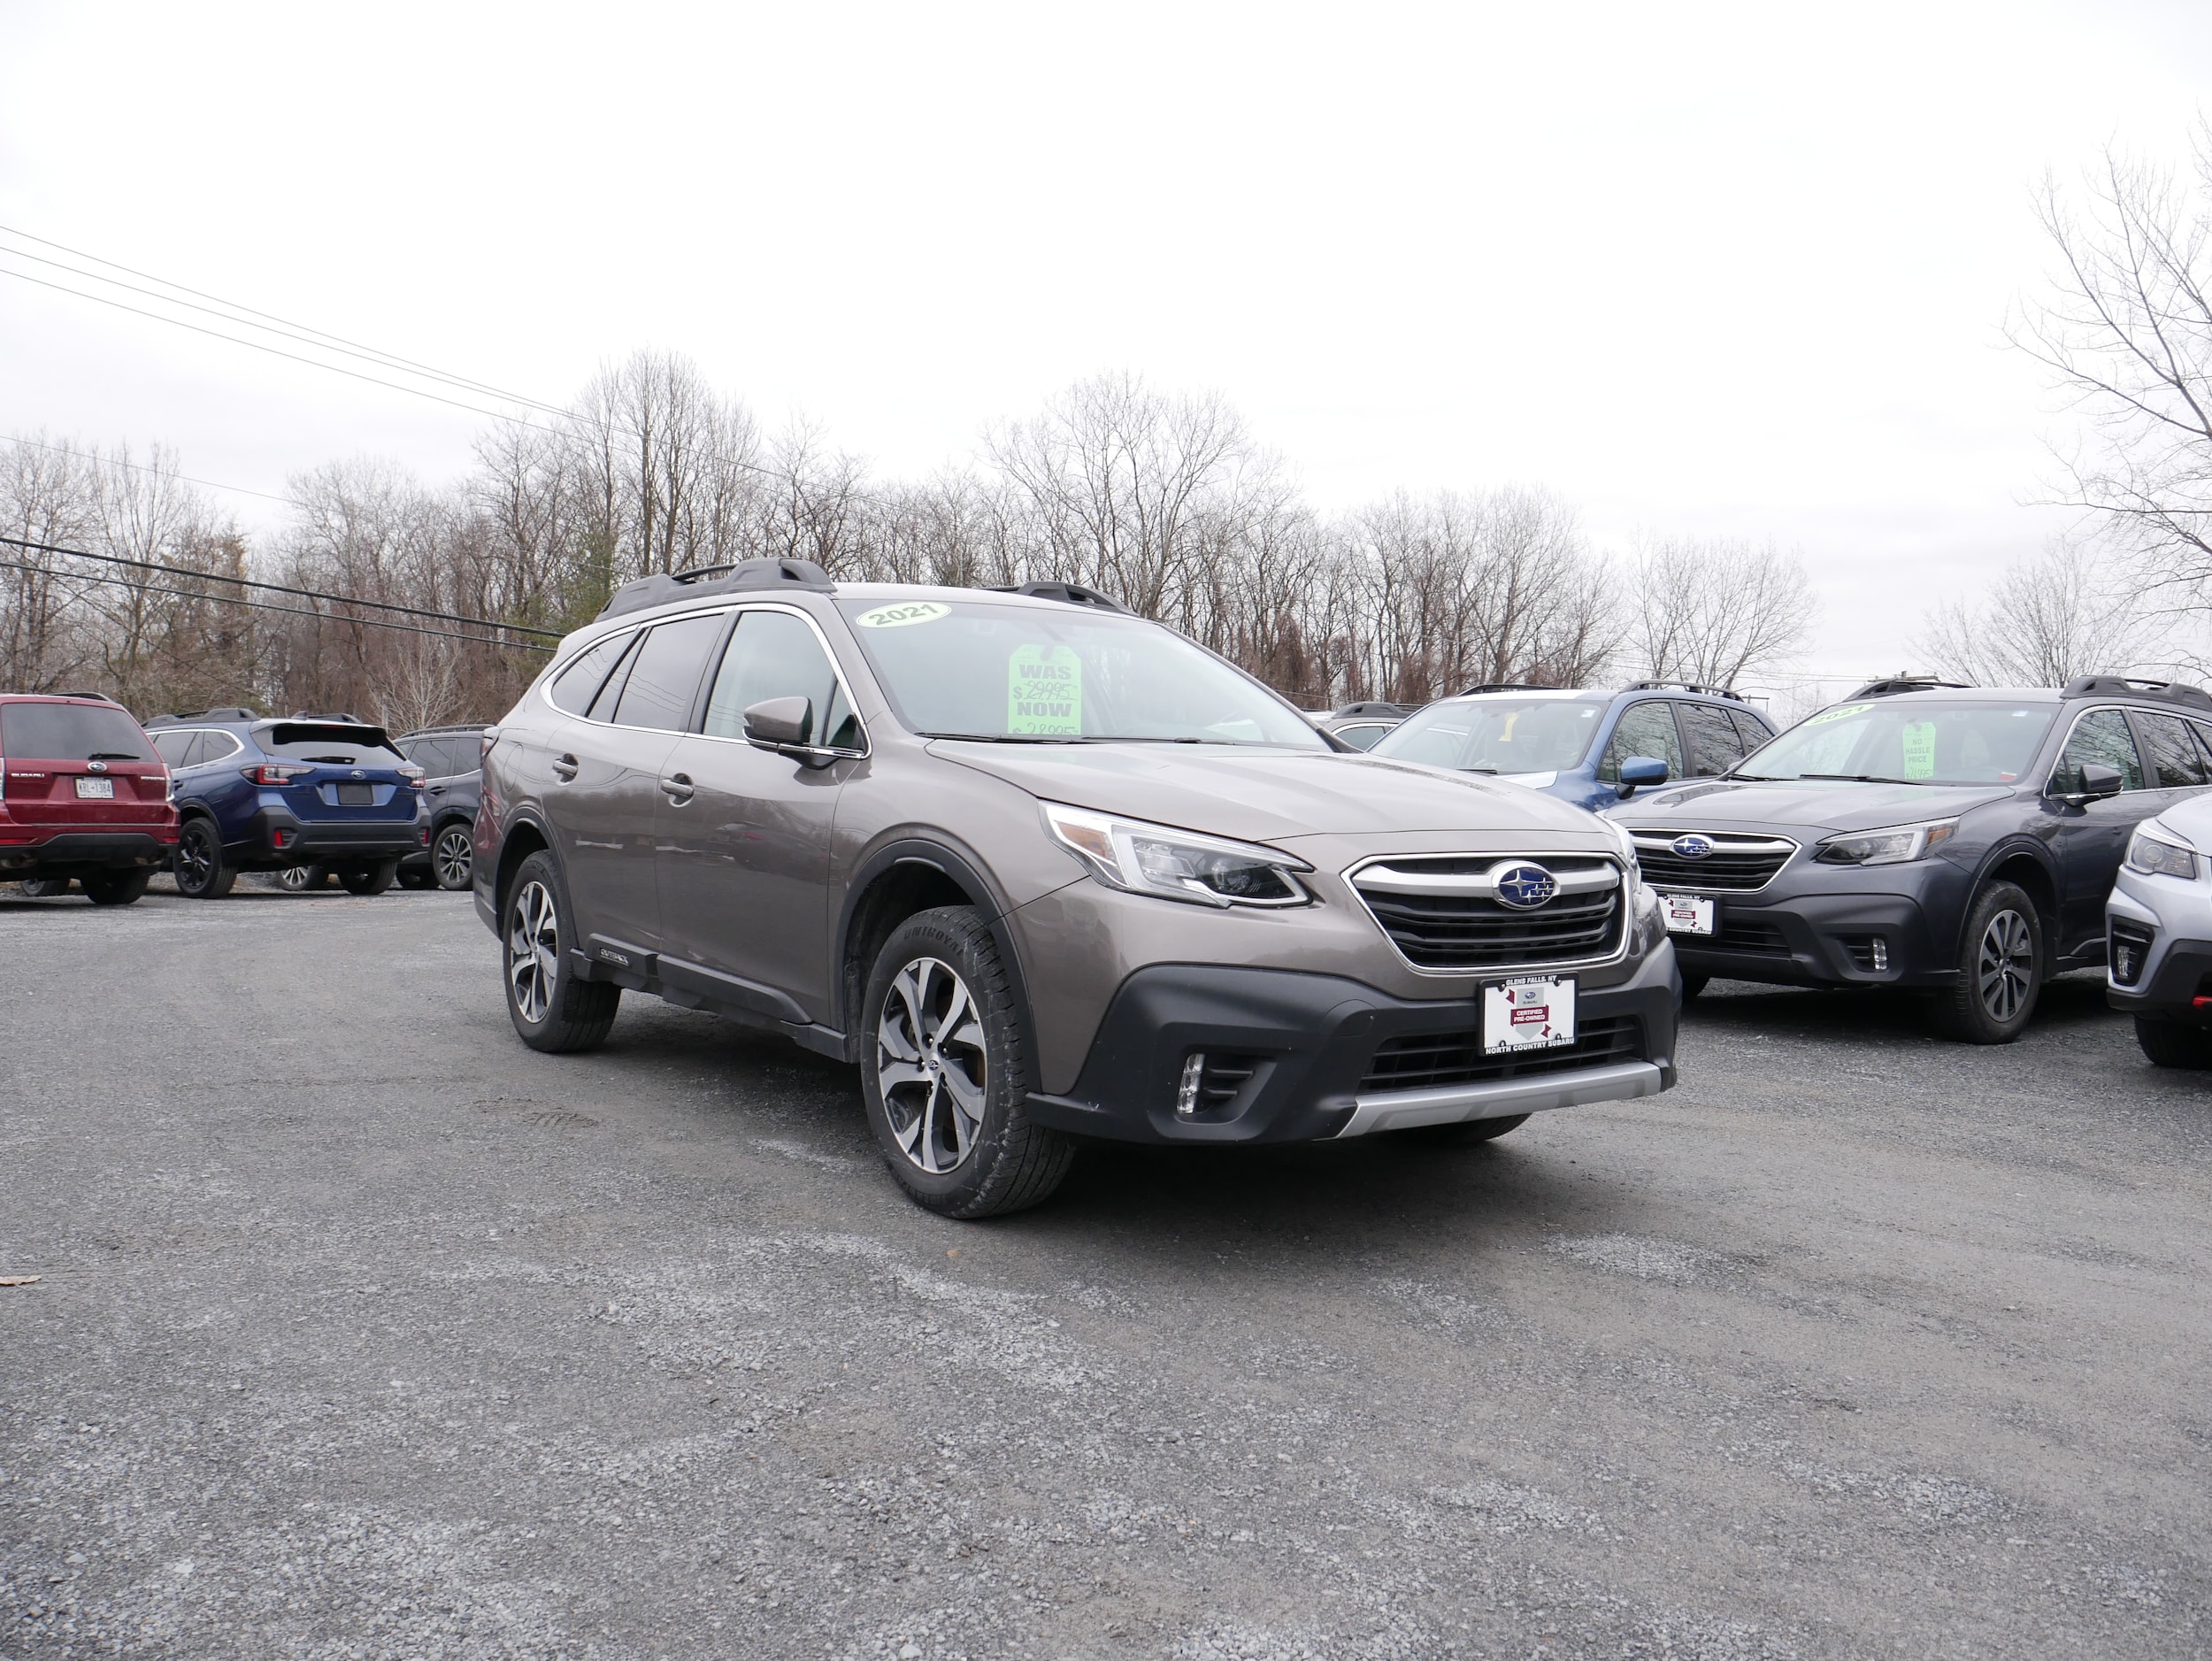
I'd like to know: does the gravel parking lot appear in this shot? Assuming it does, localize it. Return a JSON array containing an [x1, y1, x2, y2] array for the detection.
[[2, 883, 2208, 1659]]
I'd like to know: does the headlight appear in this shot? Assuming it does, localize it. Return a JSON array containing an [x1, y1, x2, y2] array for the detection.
[[1041, 802, 1313, 908], [2128, 823, 2200, 880], [1814, 818, 1958, 866], [1606, 817, 1641, 880]]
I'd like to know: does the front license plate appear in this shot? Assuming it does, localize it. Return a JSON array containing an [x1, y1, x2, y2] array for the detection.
[[1662, 893, 1716, 935], [73, 776, 114, 798], [1482, 975, 1577, 1054]]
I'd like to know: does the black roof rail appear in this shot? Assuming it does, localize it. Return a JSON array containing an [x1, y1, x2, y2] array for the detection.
[[397, 721, 488, 735], [1331, 700, 1416, 719], [1459, 682, 1553, 696], [1623, 680, 1743, 701], [289, 711, 366, 723], [2062, 674, 2212, 711], [46, 690, 111, 703], [1841, 677, 1973, 699], [597, 557, 835, 621], [145, 706, 258, 727], [987, 580, 1133, 614]]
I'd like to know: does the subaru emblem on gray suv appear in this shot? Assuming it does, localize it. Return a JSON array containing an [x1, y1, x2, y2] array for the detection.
[[1492, 862, 1558, 909], [1670, 834, 1714, 859]]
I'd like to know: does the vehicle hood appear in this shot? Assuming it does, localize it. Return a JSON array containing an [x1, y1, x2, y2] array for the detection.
[[2147, 791, 2212, 848], [1606, 777, 2012, 834], [927, 742, 1614, 843]]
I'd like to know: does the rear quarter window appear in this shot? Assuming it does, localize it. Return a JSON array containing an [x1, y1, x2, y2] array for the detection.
[[0, 703, 155, 762]]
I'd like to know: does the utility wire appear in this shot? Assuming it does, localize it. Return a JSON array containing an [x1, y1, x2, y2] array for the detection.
[[0, 560, 553, 652], [0, 534, 565, 640]]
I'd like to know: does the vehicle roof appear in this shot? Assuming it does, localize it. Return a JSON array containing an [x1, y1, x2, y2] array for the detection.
[[0, 692, 124, 704]]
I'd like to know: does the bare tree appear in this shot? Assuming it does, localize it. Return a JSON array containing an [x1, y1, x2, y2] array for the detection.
[[1628, 535, 1815, 689], [1912, 538, 2181, 685], [0, 433, 101, 690]]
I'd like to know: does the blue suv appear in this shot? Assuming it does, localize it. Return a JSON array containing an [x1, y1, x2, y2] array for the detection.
[[143, 709, 428, 898], [1365, 682, 1778, 811]]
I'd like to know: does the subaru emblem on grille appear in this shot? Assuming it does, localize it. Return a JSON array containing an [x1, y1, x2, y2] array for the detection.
[[1493, 862, 1557, 909], [1671, 834, 1715, 859]]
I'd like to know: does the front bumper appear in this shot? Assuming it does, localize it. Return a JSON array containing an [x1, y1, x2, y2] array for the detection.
[[0, 829, 179, 876], [1657, 859, 1970, 989], [240, 807, 426, 867], [2105, 877, 2212, 1023], [1023, 942, 1678, 1145]]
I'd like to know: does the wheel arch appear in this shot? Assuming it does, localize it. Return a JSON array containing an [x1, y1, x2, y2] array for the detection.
[[1973, 842, 2060, 951], [491, 812, 554, 918]]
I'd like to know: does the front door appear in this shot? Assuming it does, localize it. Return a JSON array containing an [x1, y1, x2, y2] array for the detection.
[[654, 607, 860, 1025], [2046, 708, 2157, 956]]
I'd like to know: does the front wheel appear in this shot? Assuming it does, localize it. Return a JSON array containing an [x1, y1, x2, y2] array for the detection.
[[2134, 1017, 2212, 1068], [173, 819, 235, 899], [503, 850, 619, 1052], [81, 869, 151, 906], [338, 859, 398, 896], [432, 823, 474, 891], [19, 876, 71, 898], [1931, 881, 2042, 1043], [861, 906, 1073, 1219]]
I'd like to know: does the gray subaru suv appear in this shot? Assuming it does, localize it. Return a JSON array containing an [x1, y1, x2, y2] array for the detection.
[[473, 558, 1680, 1216]]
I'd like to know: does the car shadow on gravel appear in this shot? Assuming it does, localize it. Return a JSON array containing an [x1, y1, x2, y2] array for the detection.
[[1681, 970, 2118, 1045]]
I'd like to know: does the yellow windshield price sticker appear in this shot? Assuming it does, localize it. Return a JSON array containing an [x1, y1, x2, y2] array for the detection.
[[1804, 702, 1874, 727], [856, 601, 949, 628], [1008, 644, 1081, 734], [1901, 719, 1937, 780]]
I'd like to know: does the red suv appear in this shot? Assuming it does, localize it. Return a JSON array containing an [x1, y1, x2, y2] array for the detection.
[[0, 693, 179, 904]]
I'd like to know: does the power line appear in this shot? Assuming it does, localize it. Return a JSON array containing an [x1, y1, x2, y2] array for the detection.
[[0, 432, 296, 506], [0, 534, 565, 640]]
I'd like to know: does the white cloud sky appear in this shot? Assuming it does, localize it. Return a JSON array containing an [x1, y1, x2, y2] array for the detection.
[[4, 0, 2210, 683]]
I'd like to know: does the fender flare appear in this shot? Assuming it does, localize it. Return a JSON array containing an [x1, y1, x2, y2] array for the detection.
[[1962, 834, 2064, 951]]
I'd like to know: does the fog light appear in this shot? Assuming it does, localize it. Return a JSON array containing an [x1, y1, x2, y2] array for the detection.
[[1870, 938, 1888, 972], [1176, 1053, 1206, 1118]]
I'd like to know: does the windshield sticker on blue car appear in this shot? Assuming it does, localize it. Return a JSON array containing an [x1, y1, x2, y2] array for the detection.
[[1901, 719, 1937, 779], [856, 601, 950, 629], [1804, 702, 1874, 727], [1008, 644, 1082, 734]]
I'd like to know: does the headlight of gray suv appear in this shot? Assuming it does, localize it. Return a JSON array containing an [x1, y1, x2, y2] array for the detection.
[[2127, 822, 2200, 880], [1042, 802, 1314, 908], [1814, 818, 1958, 866]]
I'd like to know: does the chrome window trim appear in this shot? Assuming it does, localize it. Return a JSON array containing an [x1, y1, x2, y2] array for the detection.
[[2043, 704, 2147, 797], [200, 730, 242, 762], [1340, 850, 1634, 978]]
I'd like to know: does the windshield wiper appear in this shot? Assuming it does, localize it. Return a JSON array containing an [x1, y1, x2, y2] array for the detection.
[[85, 751, 142, 761], [1796, 773, 1924, 785]]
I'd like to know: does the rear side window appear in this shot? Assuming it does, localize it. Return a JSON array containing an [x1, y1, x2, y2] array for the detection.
[[1333, 723, 1389, 750], [612, 613, 727, 732], [2049, 709, 2145, 793], [150, 729, 197, 765], [1678, 703, 1746, 776], [198, 731, 242, 764], [548, 632, 633, 717], [2133, 711, 2212, 788], [1597, 701, 1685, 783], [1725, 708, 1775, 751], [703, 611, 858, 748], [0, 703, 155, 762]]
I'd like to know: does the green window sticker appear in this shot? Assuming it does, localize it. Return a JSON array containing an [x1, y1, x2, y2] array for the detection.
[[1901, 719, 1937, 780], [855, 601, 950, 629], [1008, 644, 1082, 734], [1805, 702, 1874, 727]]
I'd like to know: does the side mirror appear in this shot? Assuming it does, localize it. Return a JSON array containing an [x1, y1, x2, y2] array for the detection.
[[743, 696, 812, 750], [1616, 756, 1669, 801], [2075, 761, 2124, 801]]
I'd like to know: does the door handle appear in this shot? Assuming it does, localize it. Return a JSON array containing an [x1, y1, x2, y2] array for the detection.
[[660, 772, 695, 804], [427, 784, 447, 796], [551, 754, 579, 783]]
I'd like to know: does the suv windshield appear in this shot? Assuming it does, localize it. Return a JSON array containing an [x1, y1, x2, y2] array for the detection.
[[257, 723, 403, 764], [1740, 701, 2055, 785], [836, 598, 1325, 747], [1370, 697, 1606, 773], [0, 703, 155, 761]]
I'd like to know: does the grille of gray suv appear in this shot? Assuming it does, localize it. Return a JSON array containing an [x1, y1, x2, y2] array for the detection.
[[1629, 830, 1798, 892], [1348, 855, 1624, 971]]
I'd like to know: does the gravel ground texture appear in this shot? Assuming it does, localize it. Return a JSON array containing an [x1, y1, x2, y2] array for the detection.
[[1, 880, 2208, 1660]]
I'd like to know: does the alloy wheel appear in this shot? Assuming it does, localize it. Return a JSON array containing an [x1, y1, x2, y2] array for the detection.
[[434, 827, 473, 888], [276, 865, 319, 892], [175, 826, 213, 888], [876, 956, 988, 1174], [507, 879, 558, 1024], [1977, 907, 2033, 1022]]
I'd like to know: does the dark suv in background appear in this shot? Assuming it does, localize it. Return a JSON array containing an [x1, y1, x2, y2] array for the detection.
[[1609, 676, 2212, 1041], [396, 724, 487, 890], [0, 693, 177, 904]]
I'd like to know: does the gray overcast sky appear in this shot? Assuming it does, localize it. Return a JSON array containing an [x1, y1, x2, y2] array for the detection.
[[4, 0, 2211, 681]]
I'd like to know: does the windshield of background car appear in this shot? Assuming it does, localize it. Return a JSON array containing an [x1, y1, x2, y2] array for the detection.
[[1369, 697, 1606, 772], [0, 703, 156, 761], [835, 599, 1326, 747], [1740, 701, 2055, 785], [257, 723, 404, 764]]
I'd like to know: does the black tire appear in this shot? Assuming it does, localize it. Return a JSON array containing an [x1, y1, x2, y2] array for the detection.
[[173, 819, 235, 899], [396, 865, 434, 889], [1679, 970, 1709, 1002], [1396, 1112, 1531, 1146], [2134, 1017, 2212, 1069], [1930, 880, 2042, 1043], [431, 822, 474, 891], [338, 859, 398, 896], [81, 869, 151, 906], [860, 905, 1074, 1219], [502, 850, 619, 1053], [19, 876, 71, 897]]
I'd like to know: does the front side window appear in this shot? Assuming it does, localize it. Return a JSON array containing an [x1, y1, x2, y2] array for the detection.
[[1371, 696, 1606, 773], [2048, 709, 2145, 794], [1595, 701, 1686, 783], [2134, 711, 2212, 789], [836, 598, 1325, 748], [611, 613, 726, 732], [1678, 703, 1747, 776], [0, 702, 156, 762], [1741, 701, 2056, 786], [703, 611, 860, 750]]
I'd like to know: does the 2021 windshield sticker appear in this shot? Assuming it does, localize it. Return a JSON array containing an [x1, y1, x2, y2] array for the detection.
[[1804, 702, 1874, 727], [856, 601, 950, 629], [1008, 644, 1081, 735], [1901, 719, 1938, 780]]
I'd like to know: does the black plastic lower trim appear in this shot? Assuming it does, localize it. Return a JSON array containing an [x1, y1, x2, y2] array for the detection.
[[2, 830, 175, 873], [2106, 935, 2212, 1023]]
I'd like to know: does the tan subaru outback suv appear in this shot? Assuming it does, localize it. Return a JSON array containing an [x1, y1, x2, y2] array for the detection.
[[474, 559, 1680, 1216]]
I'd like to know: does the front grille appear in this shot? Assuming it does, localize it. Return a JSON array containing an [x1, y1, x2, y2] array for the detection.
[[1350, 855, 1625, 971], [2109, 918, 2154, 988], [1358, 1016, 1643, 1094], [1632, 830, 1798, 892], [1715, 916, 1791, 956]]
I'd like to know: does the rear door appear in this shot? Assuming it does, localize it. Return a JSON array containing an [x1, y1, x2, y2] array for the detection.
[[0, 702, 168, 827], [1677, 701, 1751, 783], [2047, 708, 2154, 952]]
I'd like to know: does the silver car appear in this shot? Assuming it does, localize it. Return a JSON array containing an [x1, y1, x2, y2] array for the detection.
[[473, 560, 1681, 1216], [2107, 791, 2212, 1067]]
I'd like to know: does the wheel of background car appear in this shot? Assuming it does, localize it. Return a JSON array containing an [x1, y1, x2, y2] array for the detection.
[[19, 876, 71, 897], [172, 819, 235, 899], [1931, 880, 2042, 1043], [503, 850, 620, 1053], [81, 869, 151, 906], [1395, 1113, 1530, 1145], [1678, 970, 1710, 1002], [396, 866, 434, 889], [433, 823, 473, 890], [860, 905, 1073, 1219], [338, 859, 399, 896], [2132, 1016, 2212, 1069], [272, 864, 327, 892]]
